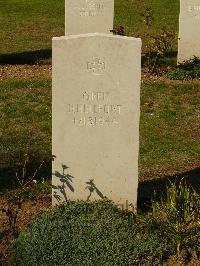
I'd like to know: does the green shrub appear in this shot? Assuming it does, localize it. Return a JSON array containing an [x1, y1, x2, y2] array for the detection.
[[10, 182, 200, 265], [9, 200, 171, 266], [137, 3, 175, 73], [136, 180, 200, 259], [166, 56, 200, 80]]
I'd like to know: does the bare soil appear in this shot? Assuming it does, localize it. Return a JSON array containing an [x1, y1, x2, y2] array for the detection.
[[0, 64, 200, 84], [0, 194, 51, 265], [0, 64, 51, 81]]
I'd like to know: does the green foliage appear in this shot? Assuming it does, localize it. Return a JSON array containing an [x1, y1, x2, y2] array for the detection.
[[8, 181, 51, 202], [9, 181, 200, 264], [145, 28, 174, 73], [138, 3, 175, 73], [166, 57, 200, 80], [137, 180, 200, 259], [161, 180, 200, 224], [10, 200, 172, 266]]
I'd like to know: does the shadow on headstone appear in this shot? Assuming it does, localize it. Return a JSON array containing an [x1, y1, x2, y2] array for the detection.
[[0, 49, 52, 65], [52, 164, 75, 203], [85, 179, 105, 201]]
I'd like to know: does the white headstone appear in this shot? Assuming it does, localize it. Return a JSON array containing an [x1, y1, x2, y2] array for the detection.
[[178, 0, 200, 63], [52, 33, 141, 210], [65, 0, 114, 35]]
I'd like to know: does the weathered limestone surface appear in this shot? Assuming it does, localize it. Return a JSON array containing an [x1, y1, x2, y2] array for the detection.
[[52, 33, 141, 210]]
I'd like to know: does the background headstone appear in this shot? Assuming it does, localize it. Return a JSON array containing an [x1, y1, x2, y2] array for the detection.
[[52, 33, 141, 210], [65, 0, 114, 35], [178, 0, 200, 63]]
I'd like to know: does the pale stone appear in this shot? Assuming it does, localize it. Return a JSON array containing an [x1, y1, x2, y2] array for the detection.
[[52, 33, 141, 210], [65, 0, 114, 35], [178, 0, 200, 63]]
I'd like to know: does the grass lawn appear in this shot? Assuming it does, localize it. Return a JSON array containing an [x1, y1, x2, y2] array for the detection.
[[0, 79, 51, 158], [0, 78, 199, 188], [140, 81, 200, 181], [0, 0, 65, 55], [0, 0, 179, 57]]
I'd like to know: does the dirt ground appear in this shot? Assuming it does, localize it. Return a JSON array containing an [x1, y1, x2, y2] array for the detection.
[[0, 194, 51, 266], [1, 64, 200, 85], [0, 63, 182, 83], [0, 64, 52, 81]]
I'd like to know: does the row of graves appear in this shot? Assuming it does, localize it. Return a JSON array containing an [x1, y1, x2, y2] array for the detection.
[[52, 0, 200, 211]]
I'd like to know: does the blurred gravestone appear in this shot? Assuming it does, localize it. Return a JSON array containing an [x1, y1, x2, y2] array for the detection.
[[178, 0, 200, 63], [65, 0, 114, 35]]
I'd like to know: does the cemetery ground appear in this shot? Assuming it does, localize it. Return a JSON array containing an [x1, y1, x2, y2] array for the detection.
[[0, 65, 200, 265], [0, 0, 200, 265]]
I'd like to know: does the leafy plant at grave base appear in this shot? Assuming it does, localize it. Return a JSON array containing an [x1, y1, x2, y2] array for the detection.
[[9, 200, 173, 266], [139, 4, 174, 73], [9, 182, 200, 265], [166, 56, 200, 80], [136, 179, 200, 261], [145, 28, 174, 73]]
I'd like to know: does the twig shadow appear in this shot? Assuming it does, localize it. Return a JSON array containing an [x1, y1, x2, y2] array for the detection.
[[52, 164, 75, 203], [85, 179, 105, 201]]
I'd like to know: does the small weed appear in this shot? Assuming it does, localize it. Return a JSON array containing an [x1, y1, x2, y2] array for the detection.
[[166, 56, 200, 80], [15, 153, 45, 187], [10, 151, 53, 201]]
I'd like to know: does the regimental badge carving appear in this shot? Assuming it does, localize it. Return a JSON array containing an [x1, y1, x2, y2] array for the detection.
[[87, 57, 106, 75]]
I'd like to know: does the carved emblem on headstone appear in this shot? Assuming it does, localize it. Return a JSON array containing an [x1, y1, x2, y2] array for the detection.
[[87, 57, 106, 75]]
